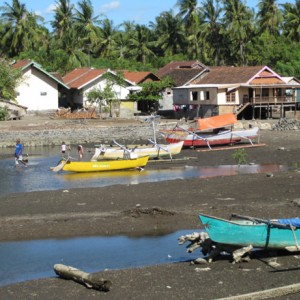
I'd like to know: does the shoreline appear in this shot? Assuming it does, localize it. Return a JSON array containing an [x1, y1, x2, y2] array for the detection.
[[0, 115, 283, 147]]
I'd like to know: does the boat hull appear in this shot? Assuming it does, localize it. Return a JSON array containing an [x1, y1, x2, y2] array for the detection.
[[163, 127, 259, 147], [92, 141, 184, 160], [62, 156, 149, 173], [199, 213, 300, 250]]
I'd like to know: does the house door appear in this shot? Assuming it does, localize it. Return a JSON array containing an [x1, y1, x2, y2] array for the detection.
[[248, 89, 253, 102]]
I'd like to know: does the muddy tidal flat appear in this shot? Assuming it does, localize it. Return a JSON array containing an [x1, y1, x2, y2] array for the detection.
[[0, 117, 300, 300]]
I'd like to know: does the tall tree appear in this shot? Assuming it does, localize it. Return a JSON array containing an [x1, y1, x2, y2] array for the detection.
[[73, 0, 101, 54], [151, 10, 186, 57], [128, 24, 156, 64], [51, 0, 74, 41], [221, 0, 255, 66], [176, 0, 201, 58], [0, 0, 45, 56], [257, 0, 283, 36], [199, 0, 224, 65], [62, 28, 88, 70], [281, 1, 300, 42], [97, 18, 117, 58]]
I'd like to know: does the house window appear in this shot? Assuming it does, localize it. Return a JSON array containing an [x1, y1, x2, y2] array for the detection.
[[262, 88, 269, 97], [206, 91, 210, 100], [40, 92, 47, 96], [276, 88, 282, 97], [191, 91, 198, 101], [226, 91, 236, 102]]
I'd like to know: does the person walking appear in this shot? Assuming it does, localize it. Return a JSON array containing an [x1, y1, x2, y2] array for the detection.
[[15, 139, 27, 167], [61, 142, 67, 156], [77, 145, 84, 161]]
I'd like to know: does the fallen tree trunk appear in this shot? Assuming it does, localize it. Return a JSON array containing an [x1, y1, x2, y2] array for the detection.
[[54, 264, 112, 292]]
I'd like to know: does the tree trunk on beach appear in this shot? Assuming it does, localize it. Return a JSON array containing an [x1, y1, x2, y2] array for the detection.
[[54, 264, 112, 292]]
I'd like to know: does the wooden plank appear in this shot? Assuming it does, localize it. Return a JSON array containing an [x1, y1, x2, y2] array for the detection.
[[197, 143, 266, 152]]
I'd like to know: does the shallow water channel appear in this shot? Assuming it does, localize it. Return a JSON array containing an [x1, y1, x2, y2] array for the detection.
[[0, 230, 202, 287], [0, 146, 290, 197], [0, 146, 292, 287]]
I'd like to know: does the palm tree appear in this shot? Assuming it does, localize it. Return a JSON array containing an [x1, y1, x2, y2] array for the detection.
[[110, 31, 129, 59], [63, 28, 88, 70], [257, 0, 283, 36], [128, 24, 156, 64], [97, 18, 117, 58], [199, 0, 224, 65], [176, 0, 199, 32], [151, 10, 186, 57], [73, 0, 101, 53], [176, 0, 201, 58], [281, 1, 300, 42], [0, 0, 45, 56], [221, 0, 255, 66], [51, 0, 74, 41]]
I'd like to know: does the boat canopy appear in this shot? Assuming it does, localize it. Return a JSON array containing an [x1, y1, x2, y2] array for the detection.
[[197, 113, 237, 130]]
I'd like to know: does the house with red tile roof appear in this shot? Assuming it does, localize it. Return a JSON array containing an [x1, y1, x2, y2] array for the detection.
[[172, 65, 300, 120], [62, 68, 162, 116], [121, 70, 160, 84], [12, 60, 69, 112], [120, 70, 161, 113], [156, 60, 208, 115], [62, 68, 142, 117]]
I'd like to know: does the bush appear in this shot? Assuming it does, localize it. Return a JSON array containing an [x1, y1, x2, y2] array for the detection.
[[0, 106, 9, 121]]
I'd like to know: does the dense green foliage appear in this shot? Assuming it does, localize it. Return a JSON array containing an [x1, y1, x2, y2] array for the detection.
[[128, 77, 174, 102], [0, 58, 22, 100], [0, 106, 9, 120], [1, 0, 300, 78]]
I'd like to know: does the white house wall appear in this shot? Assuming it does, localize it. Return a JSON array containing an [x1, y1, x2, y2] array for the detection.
[[16, 68, 58, 111], [173, 87, 219, 105], [75, 78, 131, 107], [159, 88, 173, 110]]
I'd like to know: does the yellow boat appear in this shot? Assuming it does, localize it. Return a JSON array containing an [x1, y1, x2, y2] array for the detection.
[[60, 156, 149, 173]]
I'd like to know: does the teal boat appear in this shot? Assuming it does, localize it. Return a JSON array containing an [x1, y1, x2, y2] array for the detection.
[[199, 213, 300, 252]]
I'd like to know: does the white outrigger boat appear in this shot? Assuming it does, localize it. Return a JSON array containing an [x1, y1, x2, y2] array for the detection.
[[92, 115, 184, 161], [91, 140, 184, 161], [161, 113, 260, 150]]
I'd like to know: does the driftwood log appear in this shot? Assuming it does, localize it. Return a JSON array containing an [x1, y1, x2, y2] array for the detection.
[[178, 232, 253, 263], [54, 264, 112, 292]]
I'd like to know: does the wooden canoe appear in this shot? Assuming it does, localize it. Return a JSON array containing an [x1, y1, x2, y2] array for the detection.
[[199, 213, 300, 252], [61, 156, 149, 173]]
